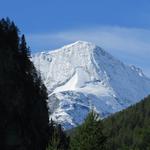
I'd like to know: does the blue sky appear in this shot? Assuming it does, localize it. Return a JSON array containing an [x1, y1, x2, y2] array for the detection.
[[0, 0, 150, 77]]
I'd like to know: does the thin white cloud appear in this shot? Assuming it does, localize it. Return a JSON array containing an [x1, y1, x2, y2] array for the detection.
[[26, 26, 150, 77], [56, 26, 150, 56]]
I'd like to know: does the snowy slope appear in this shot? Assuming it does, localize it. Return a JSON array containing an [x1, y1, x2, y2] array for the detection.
[[32, 41, 150, 129]]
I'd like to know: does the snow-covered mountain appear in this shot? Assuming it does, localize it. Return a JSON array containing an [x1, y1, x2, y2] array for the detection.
[[32, 41, 150, 129]]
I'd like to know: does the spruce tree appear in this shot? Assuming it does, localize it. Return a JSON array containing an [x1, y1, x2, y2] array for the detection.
[[47, 120, 70, 150], [70, 111, 107, 150]]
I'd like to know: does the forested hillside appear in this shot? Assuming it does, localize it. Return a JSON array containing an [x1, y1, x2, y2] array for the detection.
[[103, 95, 150, 150], [70, 95, 150, 150]]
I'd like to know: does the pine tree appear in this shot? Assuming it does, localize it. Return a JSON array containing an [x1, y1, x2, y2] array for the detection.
[[20, 34, 30, 56], [47, 120, 70, 150], [70, 111, 107, 150]]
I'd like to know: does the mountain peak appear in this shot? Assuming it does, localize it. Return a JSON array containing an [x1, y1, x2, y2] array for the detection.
[[73, 40, 94, 45], [60, 40, 96, 51], [32, 42, 150, 129]]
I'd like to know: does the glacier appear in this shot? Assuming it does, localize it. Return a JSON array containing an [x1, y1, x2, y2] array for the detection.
[[32, 41, 150, 129]]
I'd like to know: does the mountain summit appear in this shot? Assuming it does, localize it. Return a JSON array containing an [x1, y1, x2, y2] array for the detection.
[[32, 41, 150, 129]]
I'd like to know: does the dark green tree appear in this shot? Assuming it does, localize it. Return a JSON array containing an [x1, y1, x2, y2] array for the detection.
[[47, 120, 70, 150], [70, 111, 107, 150]]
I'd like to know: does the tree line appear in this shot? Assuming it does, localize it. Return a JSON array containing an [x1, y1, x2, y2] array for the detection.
[[69, 96, 150, 150], [102, 95, 150, 150]]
